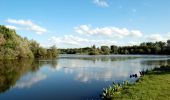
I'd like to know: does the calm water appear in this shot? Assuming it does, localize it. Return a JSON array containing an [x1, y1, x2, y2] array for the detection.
[[0, 55, 170, 100]]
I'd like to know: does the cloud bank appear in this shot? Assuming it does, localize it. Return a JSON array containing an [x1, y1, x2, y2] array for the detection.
[[48, 35, 117, 48], [146, 33, 170, 42], [74, 25, 143, 38]]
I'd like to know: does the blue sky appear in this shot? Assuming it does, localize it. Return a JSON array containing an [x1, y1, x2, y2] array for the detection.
[[0, 0, 170, 48]]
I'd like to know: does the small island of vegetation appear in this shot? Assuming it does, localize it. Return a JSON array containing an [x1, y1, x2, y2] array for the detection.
[[0, 25, 58, 59]]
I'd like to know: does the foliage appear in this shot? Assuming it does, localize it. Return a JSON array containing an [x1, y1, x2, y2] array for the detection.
[[46, 45, 59, 58], [110, 45, 118, 54], [59, 40, 170, 55], [88, 45, 99, 55], [101, 46, 110, 55], [0, 25, 58, 59]]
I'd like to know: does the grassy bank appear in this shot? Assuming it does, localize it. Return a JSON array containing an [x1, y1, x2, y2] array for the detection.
[[102, 65, 170, 100]]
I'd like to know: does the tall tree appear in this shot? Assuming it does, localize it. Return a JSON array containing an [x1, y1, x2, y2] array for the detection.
[[110, 45, 118, 54], [101, 46, 110, 55]]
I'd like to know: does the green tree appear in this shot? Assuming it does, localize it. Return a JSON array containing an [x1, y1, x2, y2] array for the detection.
[[101, 46, 110, 55], [110, 45, 118, 54], [29, 40, 40, 56], [167, 40, 170, 47], [89, 45, 99, 55], [166, 40, 170, 54], [0, 25, 58, 59], [47, 45, 59, 58], [37, 47, 47, 58]]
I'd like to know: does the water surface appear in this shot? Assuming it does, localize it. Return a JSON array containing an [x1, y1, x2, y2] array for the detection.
[[0, 55, 170, 100]]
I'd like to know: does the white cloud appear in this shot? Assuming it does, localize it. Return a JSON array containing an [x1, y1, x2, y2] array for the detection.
[[131, 30, 143, 37], [45, 32, 170, 48], [93, 0, 109, 7], [127, 41, 140, 46], [147, 34, 166, 42], [6, 19, 47, 35], [146, 33, 170, 42], [91, 40, 117, 46], [49, 35, 89, 45], [74, 25, 143, 38], [48, 35, 117, 48], [167, 32, 170, 38], [5, 25, 18, 30]]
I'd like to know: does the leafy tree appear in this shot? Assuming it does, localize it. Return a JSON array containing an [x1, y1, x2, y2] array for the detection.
[[0, 25, 58, 59], [37, 47, 47, 58], [166, 40, 170, 54], [46, 45, 59, 58], [101, 46, 110, 55], [110, 45, 118, 54], [167, 40, 170, 47], [88, 45, 99, 55]]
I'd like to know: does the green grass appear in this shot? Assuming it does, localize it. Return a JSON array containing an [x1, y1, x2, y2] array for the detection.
[[102, 65, 170, 100]]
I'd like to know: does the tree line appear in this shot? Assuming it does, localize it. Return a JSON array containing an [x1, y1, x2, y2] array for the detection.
[[1, 25, 169, 59], [59, 40, 170, 55], [0, 25, 59, 59]]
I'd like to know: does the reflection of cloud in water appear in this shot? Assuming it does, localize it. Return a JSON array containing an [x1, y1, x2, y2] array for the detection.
[[50, 56, 169, 83], [50, 65, 61, 72], [55, 59, 145, 83], [73, 67, 134, 83], [15, 73, 47, 88]]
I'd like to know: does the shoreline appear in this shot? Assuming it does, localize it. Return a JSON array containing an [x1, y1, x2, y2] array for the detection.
[[102, 65, 170, 100]]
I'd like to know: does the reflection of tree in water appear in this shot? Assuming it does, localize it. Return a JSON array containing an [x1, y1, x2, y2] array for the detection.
[[60, 56, 138, 62], [51, 60, 58, 69], [0, 60, 34, 93], [140, 59, 170, 71], [0, 59, 53, 93]]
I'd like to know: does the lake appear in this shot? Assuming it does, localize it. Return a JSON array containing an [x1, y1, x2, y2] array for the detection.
[[0, 55, 170, 100]]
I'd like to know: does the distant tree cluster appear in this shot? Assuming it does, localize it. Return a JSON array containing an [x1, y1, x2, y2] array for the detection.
[[0, 25, 59, 59], [59, 41, 170, 55]]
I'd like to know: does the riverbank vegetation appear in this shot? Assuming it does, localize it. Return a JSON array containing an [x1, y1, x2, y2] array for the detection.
[[60, 40, 170, 55], [0, 25, 58, 59], [101, 65, 170, 100]]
